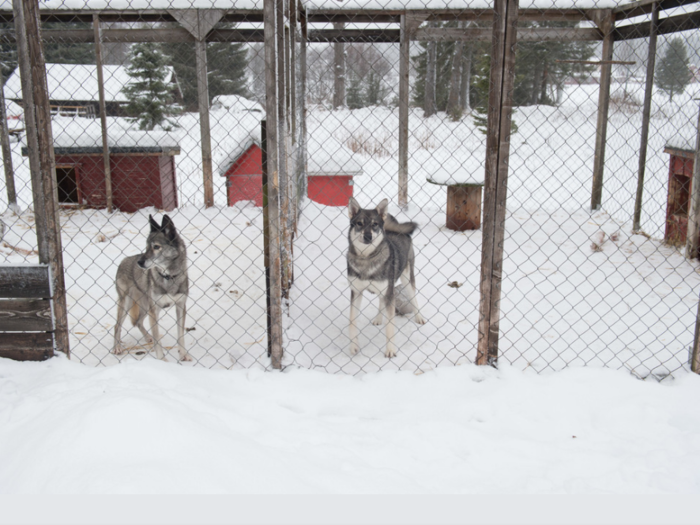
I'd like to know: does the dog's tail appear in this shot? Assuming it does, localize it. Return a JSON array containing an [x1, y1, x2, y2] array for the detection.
[[385, 215, 418, 236], [129, 303, 139, 326]]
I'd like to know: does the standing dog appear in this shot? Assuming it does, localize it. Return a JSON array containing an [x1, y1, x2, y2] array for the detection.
[[113, 214, 191, 362], [347, 197, 426, 358]]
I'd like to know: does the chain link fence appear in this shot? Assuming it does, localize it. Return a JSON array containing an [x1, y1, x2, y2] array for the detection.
[[1, 0, 699, 378]]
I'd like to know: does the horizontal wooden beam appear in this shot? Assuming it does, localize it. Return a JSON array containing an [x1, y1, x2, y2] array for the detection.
[[0, 25, 604, 44], [614, 8, 700, 40], [0, 332, 54, 361], [0, 299, 53, 331], [306, 8, 591, 23], [613, 0, 700, 20], [0, 265, 50, 298], [0, 9, 264, 24]]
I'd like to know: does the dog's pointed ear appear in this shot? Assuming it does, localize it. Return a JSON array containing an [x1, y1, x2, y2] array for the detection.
[[161, 215, 177, 241], [149, 214, 161, 232], [375, 199, 389, 220], [348, 197, 361, 219]]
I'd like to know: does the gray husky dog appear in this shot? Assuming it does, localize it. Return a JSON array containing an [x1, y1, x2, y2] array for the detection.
[[347, 197, 426, 358], [112, 214, 191, 362]]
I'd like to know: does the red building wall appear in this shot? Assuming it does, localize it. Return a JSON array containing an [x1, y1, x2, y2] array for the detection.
[[54, 153, 178, 213], [665, 153, 694, 246]]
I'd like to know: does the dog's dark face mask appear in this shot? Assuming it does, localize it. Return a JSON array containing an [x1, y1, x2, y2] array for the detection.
[[138, 215, 179, 271], [348, 197, 388, 249]]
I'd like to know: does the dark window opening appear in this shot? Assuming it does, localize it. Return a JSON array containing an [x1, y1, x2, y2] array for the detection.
[[56, 167, 79, 204]]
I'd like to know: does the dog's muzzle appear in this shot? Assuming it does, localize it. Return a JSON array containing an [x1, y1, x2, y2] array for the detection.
[[363, 232, 373, 244], [137, 258, 147, 269]]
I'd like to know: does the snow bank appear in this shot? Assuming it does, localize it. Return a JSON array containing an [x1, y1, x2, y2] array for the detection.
[[1, 355, 699, 494]]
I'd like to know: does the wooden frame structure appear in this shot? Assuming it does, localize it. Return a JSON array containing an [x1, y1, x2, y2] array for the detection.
[[3, 0, 700, 372]]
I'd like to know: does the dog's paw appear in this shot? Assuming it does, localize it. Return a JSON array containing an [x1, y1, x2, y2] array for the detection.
[[350, 343, 360, 356], [384, 346, 397, 358], [372, 315, 383, 326], [112, 344, 124, 355], [413, 314, 427, 325], [180, 353, 193, 362]]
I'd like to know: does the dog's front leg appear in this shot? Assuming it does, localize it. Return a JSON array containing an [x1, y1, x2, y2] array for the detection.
[[385, 297, 397, 358], [349, 289, 363, 356], [176, 300, 191, 362], [113, 296, 129, 354], [149, 306, 165, 360], [372, 296, 384, 325]]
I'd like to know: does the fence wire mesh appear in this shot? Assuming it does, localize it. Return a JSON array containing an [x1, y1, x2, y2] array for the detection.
[[1, 0, 699, 379]]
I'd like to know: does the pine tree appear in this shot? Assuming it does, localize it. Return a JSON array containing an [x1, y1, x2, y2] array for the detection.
[[123, 43, 180, 130], [656, 38, 693, 103], [365, 70, 386, 106], [346, 71, 364, 109]]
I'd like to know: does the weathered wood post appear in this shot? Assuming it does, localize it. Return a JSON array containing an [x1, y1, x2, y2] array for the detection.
[[168, 9, 224, 209], [296, 3, 308, 206], [477, 0, 519, 366], [332, 22, 345, 109], [633, 2, 658, 234], [685, 103, 700, 260], [0, 76, 18, 213], [277, 0, 292, 297], [264, 0, 284, 369], [93, 14, 113, 213], [13, 0, 70, 356], [398, 14, 409, 208], [590, 9, 615, 211]]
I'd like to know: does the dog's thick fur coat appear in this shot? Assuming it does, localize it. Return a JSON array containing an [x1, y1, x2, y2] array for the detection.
[[347, 197, 425, 358], [112, 214, 190, 361]]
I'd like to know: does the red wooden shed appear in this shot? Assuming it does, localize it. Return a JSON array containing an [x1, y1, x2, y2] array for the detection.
[[664, 143, 695, 246], [29, 118, 181, 213], [221, 136, 363, 207]]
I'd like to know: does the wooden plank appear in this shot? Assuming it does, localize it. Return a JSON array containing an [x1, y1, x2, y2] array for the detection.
[[93, 14, 113, 214], [264, 0, 284, 369], [195, 38, 214, 209], [278, 0, 291, 297], [0, 332, 53, 361], [0, 76, 17, 212], [0, 266, 50, 298], [477, 0, 519, 367], [613, 0, 699, 20], [398, 14, 409, 209], [446, 185, 483, 231], [686, 100, 700, 259], [615, 9, 700, 41], [590, 10, 614, 211], [0, 299, 53, 331], [13, 0, 69, 356], [633, 2, 658, 234]]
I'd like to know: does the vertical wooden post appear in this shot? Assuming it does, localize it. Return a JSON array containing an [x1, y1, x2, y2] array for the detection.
[[398, 14, 409, 208], [332, 22, 345, 109], [686, 104, 700, 259], [264, 0, 284, 369], [13, 0, 70, 356], [297, 4, 308, 204], [93, 14, 113, 213], [590, 9, 614, 211], [633, 3, 658, 233], [476, 0, 519, 366], [0, 77, 17, 212], [424, 25, 437, 118], [195, 37, 214, 208], [277, 0, 292, 297]]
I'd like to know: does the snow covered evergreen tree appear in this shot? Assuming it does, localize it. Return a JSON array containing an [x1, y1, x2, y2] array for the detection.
[[656, 38, 693, 103], [346, 72, 364, 109], [123, 43, 180, 130]]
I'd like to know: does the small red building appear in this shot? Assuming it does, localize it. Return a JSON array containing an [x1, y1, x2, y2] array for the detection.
[[664, 143, 695, 246], [221, 136, 363, 208], [28, 119, 181, 213]]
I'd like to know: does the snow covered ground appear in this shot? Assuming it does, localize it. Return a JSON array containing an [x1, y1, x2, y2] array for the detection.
[[1, 84, 699, 377], [1, 355, 699, 494]]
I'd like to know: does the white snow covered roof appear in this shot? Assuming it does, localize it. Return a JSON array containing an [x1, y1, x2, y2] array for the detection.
[[49, 116, 181, 153], [3, 63, 177, 104], [211, 95, 264, 114], [215, 112, 263, 176], [307, 136, 363, 177]]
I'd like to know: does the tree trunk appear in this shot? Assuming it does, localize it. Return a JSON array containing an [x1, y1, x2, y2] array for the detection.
[[333, 22, 345, 109], [446, 40, 464, 120], [530, 62, 542, 105], [460, 41, 473, 112], [424, 32, 437, 117]]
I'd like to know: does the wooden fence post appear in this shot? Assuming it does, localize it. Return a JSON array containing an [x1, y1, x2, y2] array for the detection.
[[398, 14, 409, 208], [13, 0, 70, 356], [296, 3, 308, 206], [264, 0, 284, 369], [633, 2, 658, 234], [476, 0, 519, 366], [590, 9, 614, 211], [93, 14, 113, 214], [169, 9, 223, 209], [277, 0, 292, 297], [0, 77, 17, 212]]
